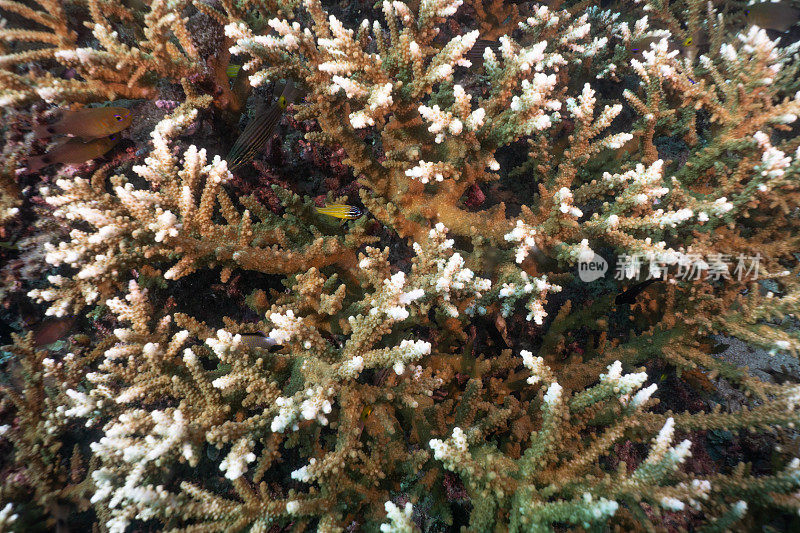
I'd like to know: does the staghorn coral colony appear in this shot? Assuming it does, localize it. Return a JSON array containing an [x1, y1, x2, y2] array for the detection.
[[2, 0, 800, 530]]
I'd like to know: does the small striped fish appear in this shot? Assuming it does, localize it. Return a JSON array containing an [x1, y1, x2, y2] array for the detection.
[[431, 34, 500, 69], [314, 204, 363, 220], [226, 80, 301, 171], [465, 39, 501, 65]]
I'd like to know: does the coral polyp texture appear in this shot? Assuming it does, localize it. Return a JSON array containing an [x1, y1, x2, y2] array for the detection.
[[2, 0, 800, 530]]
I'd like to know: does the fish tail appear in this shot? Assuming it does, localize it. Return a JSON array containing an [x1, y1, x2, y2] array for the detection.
[[226, 142, 255, 170], [32, 123, 56, 138], [314, 206, 340, 217], [26, 156, 46, 173], [315, 205, 361, 219], [227, 155, 246, 171]]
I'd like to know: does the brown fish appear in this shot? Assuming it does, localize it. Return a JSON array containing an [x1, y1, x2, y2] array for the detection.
[[632, 31, 707, 62], [27, 135, 120, 172], [33, 107, 132, 139], [239, 333, 279, 350], [230, 63, 253, 112], [746, 2, 800, 32], [33, 316, 76, 347], [680, 29, 709, 62], [632, 36, 676, 60], [226, 80, 301, 171]]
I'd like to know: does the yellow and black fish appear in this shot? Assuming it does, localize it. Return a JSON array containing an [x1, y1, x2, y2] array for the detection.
[[677, 28, 709, 62], [33, 107, 132, 139], [226, 64, 242, 78], [239, 333, 278, 349], [314, 204, 363, 220], [746, 2, 800, 32], [226, 80, 301, 171], [27, 135, 120, 172]]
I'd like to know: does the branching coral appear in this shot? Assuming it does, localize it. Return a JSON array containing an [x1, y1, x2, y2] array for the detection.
[[0, 332, 104, 530], [66, 224, 485, 531], [431, 352, 800, 531], [27, 87, 377, 316], [0, 0, 207, 104], [2, 0, 800, 531], [226, 0, 800, 291]]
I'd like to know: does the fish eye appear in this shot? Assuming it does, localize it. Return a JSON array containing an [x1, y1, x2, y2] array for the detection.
[[114, 115, 123, 121], [684, 37, 692, 46], [279, 96, 287, 108]]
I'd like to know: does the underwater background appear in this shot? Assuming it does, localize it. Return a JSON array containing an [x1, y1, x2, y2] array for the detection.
[[2, 0, 800, 531]]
